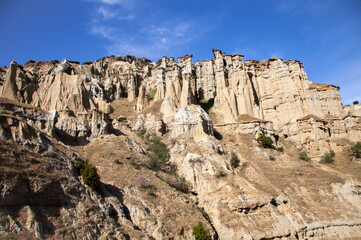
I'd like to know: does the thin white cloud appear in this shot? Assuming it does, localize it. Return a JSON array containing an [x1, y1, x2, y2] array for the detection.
[[175, 23, 190, 37], [105, 21, 201, 60], [118, 14, 134, 20], [276, 0, 334, 15], [84, 0, 136, 8], [85, 0, 211, 60], [100, 0, 132, 6], [107, 41, 168, 60], [97, 6, 118, 19], [89, 25, 116, 40]]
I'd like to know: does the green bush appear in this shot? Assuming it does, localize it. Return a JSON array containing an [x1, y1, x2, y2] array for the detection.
[[75, 161, 100, 190], [230, 152, 240, 169], [137, 128, 147, 137], [149, 134, 168, 162], [165, 176, 189, 193], [149, 88, 157, 100], [192, 222, 211, 240], [321, 150, 335, 164], [199, 98, 214, 113], [276, 147, 284, 152], [257, 133, 273, 148], [351, 142, 361, 158], [145, 134, 169, 171], [83, 61, 93, 65], [298, 151, 311, 161], [118, 116, 127, 122], [68, 60, 80, 64], [353, 101, 359, 105], [215, 169, 226, 178]]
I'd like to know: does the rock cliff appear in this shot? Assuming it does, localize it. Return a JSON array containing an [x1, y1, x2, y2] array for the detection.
[[0, 50, 360, 239]]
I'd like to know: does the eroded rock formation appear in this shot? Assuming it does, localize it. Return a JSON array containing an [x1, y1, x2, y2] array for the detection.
[[0, 50, 360, 240]]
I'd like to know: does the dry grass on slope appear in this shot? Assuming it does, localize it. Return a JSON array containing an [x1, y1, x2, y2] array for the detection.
[[215, 130, 358, 220], [73, 134, 209, 237]]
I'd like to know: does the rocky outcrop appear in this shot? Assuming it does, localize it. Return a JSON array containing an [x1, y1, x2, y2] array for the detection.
[[214, 114, 274, 135], [0, 139, 144, 239], [281, 113, 361, 158], [344, 103, 361, 117], [1, 50, 356, 147], [1, 50, 361, 239], [135, 84, 147, 112], [133, 113, 165, 135], [0, 98, 56, 148], [169, 135, 361, 240], [0, 61, 23, 102], [171, 105, 213, 142]]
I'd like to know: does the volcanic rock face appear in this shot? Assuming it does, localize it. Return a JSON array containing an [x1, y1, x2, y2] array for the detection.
[[0, 50, 361, 239]]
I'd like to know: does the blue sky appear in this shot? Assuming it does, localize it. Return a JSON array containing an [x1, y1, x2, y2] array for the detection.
[[0, 0, 360, 104]]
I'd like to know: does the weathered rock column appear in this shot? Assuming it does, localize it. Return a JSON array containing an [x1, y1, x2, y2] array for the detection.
[[154, 68, 165, 101], [1, 61, 22, 102]]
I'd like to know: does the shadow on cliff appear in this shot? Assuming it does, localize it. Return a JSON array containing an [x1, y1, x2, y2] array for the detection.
[[101, 183, 134, 225], [54, 125, 124, 146]]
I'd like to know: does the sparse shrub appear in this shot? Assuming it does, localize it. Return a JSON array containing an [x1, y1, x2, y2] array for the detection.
[[350, 142, 361, 158], [213, 91, 217, 98], [145, 133, 151, 141], [299, 151, 311, 161], [149, 88, 157, 100], [257, 133, 273, 148], [145, 134, 169, 171], [75, 161, 100, 190], [113, 159, 121, 164], [230, 152, 240, 169], [321, 150, 335, 164], [215, 169, 226, 178], [145, 154, 161, 171], [149, 134, 168, 163], [50, 60, 59, 64], [118, 116, 127, 122], [165, 176, 189, 193], [68, 60, 80, 64], [25, 60, 36, 65], [139, 176, 157, 197], [353, 101, 359, 105], [137, 128, 147, 137], [129, 158, 140, 169], [269, 155, 276, 161], [83, 61, 93, 65], [276, 147, 284, 152], [199, 98, 214, 113], [192, 222, 211, 240]]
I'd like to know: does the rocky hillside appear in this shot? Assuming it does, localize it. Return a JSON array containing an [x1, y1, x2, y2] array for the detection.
[[0, 50, 360, 239]]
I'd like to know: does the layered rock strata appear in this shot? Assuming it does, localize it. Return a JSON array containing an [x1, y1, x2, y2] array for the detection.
[[1, 50, 356, 151], [0, 50, 361, 240]]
